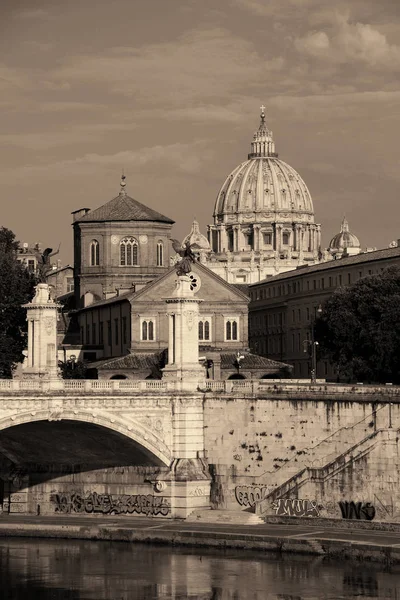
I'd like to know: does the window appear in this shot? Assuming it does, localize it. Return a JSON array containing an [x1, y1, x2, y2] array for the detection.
[[66, 277, 74, 292], [92, 323, 96, 345], [348, 273, 351, 284], [120, 237, 138, 266], [282, 232, 289, 245], [99, 322, 104, 344], [264, 233, 272, 245], [306, 307, 310, 321], [28, 259, 35, 273], [141, 319, 155, 341], [80, 326, 84, 344], [225, 319, 239, 341], [157, 241, 164, 266], [86, 324, 90, 345], [107, 320, 112, 346], [122, 316, 127, 345], [90, 240, 99, 266], [199, 319, 211, 341], [114, 319, 119, 345]]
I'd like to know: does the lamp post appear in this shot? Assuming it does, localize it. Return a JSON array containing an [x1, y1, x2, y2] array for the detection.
[[303, 304, 323, 384]]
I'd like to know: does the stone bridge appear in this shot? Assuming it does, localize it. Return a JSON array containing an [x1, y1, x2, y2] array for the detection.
[[0, 379, 209, 519], [2, 379, 400, 522]]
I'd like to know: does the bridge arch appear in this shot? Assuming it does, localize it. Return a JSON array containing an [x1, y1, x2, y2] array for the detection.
[[0, 409, 172, 467]]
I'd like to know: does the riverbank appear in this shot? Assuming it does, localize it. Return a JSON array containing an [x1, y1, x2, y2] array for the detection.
[[1, 515, 400, 565]]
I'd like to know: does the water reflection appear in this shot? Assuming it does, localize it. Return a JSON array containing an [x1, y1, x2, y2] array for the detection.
[[0, 538, 398, 600]]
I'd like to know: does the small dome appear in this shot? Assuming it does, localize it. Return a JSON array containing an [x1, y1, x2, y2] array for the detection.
[[329, 217, 360, 253], [183, 219, 211, 252]]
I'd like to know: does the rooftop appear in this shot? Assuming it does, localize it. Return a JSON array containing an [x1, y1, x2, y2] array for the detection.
[[250, 246, 400, 287]]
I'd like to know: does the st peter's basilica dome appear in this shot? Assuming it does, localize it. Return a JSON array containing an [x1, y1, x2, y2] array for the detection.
[[206, 107, 321, 284]]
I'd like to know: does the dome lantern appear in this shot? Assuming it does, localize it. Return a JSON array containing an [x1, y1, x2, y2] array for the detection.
[[248, 105, 278, 159]]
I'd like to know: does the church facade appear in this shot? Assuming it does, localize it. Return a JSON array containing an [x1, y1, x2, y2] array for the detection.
[[204, 107, 322, 284]]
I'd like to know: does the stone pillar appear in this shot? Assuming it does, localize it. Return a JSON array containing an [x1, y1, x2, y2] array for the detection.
[[254, 224, 261, 252], [220, 226, 228, 253], [22, 284, 60, 380], [162, 275, 204, 391]]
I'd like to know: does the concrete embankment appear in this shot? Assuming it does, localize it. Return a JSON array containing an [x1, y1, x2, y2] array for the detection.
[[1, 516, 400, 564]]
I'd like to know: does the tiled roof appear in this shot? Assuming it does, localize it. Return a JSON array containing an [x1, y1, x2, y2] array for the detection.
[[220, 353, 292, 371], [94, 352, 163, 371], [250, 246, 400, 287], [76, 193, 174, 224]]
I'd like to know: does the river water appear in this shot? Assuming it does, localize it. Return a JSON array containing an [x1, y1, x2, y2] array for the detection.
[[0, 538, 399, 600]]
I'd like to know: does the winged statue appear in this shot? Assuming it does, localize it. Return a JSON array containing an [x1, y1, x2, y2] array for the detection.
[[171, 239, 198, 276], [34, 244, 61, 283]]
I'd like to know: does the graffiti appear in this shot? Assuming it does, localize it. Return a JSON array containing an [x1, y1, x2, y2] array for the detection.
[[50, 492, 170, 516], [189, 487, 209, 497], [272, 498, 320, 517], [235, 485, 268, 508], [339, 501, 375, 521]]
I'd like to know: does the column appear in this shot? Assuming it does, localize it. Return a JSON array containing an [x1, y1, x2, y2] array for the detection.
[[254, 224, 261, 252]]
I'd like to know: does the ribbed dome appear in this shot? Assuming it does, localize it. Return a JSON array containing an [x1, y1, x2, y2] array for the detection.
[[183, 219, 211, 251], [329, 217, 360, 252], [213, 108, 314, 222]]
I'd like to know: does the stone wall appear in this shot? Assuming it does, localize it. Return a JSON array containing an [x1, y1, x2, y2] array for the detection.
[[204, 392, 400, 521]]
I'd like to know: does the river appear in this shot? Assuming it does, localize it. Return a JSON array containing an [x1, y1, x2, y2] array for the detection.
[[0, 538, 399, 599]]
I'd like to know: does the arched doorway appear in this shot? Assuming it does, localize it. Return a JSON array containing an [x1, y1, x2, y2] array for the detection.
[[110, 374, 128, 380], [227, 373, 246, 380]]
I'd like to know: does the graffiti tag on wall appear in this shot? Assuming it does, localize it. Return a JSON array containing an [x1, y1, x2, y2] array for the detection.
[[235, 486, 268, 508], [339, 501, 375, 521], [271, 499, 320, 517], [50, 492, 170, 516]]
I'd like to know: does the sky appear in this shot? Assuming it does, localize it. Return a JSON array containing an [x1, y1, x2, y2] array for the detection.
[[0, 0, 399, 264]]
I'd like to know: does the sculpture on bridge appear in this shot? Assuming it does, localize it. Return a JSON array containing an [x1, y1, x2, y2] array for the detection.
[[34, 244, 60, 283], [170, 239, 198, 276]]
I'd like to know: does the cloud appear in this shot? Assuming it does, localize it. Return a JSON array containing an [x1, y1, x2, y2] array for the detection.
[[294, 15, 400, 69], [0, 123, 138, 151], [14, 9, 54, 20], [0, 141, 213, 179], [53, 28, 284, 104]]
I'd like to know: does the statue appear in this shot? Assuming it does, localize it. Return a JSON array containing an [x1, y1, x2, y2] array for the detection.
[[171, 239, 198, 276], [34, 245, 60, 283]]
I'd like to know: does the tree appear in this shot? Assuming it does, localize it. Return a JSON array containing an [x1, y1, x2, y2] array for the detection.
[[315, 266, 400, 383], [0, 227, 36, 378]]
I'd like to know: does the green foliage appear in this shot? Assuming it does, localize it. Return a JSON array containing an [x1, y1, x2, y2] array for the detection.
[[0, 227, 36, 377], [315, 266, 400, 383]]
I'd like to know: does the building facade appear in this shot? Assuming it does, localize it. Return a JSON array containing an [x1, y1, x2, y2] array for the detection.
[[248, 246, 400, 380], [72, 175, 175, 308], [75, 261, 289, 380], [205, 107, 322, 284]]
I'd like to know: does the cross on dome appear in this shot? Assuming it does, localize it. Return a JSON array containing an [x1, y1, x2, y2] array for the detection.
[[120, 171, 127, 195], [260, 104, 266, 119]]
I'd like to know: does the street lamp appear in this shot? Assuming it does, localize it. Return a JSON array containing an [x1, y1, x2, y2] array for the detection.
[[303, 304, 323, 384]]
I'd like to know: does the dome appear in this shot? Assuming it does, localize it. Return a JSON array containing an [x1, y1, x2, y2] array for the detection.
[[329, 217, 360, 255], [213, 108, 314, 222], [206, 106, 321, 284], [183, 219, 211, 251]]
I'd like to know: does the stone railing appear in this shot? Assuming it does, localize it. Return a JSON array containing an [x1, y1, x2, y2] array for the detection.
[[0, 378, 399, 399]]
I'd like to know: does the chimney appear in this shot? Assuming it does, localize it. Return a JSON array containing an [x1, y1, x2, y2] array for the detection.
[[71, 208, 91, 222]]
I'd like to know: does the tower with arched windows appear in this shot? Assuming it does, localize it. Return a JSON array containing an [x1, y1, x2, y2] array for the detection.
[[72, 175, 174, 307]]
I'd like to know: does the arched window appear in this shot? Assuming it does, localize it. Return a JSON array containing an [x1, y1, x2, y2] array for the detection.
[[141, 319, 155, 341], [157, 241, 164, 266], [225, 319, 239, 341], [120, 237, 138, 266], [90, 240, 99, 266], [282, 232, 290, 245], [198, 320, 211, 341]]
